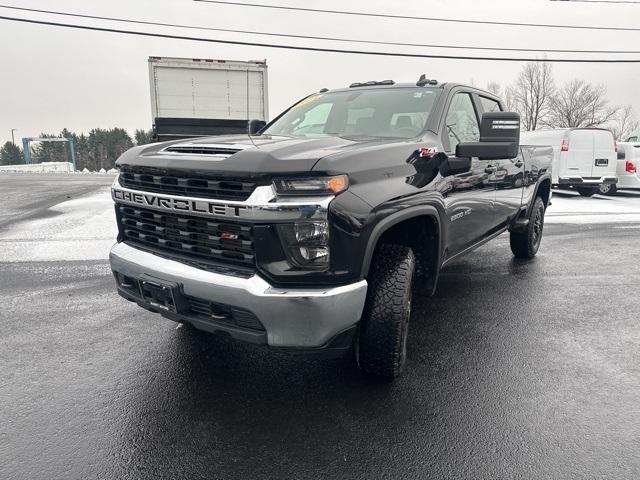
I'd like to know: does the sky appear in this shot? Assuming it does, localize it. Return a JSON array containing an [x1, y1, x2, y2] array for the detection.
[[1, 0, 639, 145]]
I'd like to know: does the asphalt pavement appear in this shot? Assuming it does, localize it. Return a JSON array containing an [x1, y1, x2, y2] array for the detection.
[[1, 173, 639, 479]]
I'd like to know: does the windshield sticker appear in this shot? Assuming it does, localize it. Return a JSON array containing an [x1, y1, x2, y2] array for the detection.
[[294, 94, 323, 108]]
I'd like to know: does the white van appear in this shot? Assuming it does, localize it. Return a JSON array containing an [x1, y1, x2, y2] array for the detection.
[[599, 142, 640, 194], [521, 128, 618, 196]]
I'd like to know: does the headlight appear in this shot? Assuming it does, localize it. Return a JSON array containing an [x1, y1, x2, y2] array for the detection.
[[277, 221, 330, 269], [272, 175, 348, 196]]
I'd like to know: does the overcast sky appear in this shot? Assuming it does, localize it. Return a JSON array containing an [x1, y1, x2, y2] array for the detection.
[[1, 0, 639, 145]]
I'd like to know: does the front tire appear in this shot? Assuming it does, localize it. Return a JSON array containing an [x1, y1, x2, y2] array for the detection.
[[598, 183, 617, 196], [357, 244, 416, 379], [510, 197, 546, 259]]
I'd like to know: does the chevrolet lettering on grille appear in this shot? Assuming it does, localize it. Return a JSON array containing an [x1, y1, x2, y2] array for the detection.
[[112, 188, 248, 218]]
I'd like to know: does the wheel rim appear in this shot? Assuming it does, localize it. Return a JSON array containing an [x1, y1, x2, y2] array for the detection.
[[532, 206, 543, 247], [599, 184, 610, 194]]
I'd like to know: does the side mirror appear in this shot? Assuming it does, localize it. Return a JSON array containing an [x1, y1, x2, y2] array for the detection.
[[247, 119, 266, 135], [437, 153, 472, 177], [455, 112, 520, 160]]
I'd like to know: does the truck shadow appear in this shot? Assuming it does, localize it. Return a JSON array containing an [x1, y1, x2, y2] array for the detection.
[[116, 248, 549, 478]]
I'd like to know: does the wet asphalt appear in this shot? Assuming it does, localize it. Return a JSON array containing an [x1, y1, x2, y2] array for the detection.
[[1, 174, 639, 479]]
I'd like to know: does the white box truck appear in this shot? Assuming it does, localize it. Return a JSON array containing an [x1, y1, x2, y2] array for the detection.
[[148, 56, 268, 141], [521, 128, 617, 196]]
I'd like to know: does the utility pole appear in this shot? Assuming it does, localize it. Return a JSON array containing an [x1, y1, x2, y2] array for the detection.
[[10, 129, 17, 146]]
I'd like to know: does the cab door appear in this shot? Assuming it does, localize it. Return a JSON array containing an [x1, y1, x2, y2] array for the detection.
[[477, 95, 525, 225], [439, 90, 496, 260]]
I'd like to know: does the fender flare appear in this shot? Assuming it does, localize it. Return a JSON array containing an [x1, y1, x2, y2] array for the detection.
[[527, 175, 553, 214], [360, 205, 444, 281]]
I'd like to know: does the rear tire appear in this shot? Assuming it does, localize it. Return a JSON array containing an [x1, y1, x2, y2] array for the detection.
[[357, 244, 416, 379], [510, 197, 546, 259], [598, 183, 617, 196], [577, 187, 597, 197]]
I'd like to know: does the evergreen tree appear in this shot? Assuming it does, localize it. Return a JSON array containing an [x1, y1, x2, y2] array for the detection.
[[0, 141, 23, 165], [134, 129, 154, 146], [14, 127, 138, 170]]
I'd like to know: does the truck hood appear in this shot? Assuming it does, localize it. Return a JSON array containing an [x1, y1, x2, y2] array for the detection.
[[116, 134, 393, 176]]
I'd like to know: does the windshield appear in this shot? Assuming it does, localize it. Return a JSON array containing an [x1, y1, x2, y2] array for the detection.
[[263, 88, 439, 140]]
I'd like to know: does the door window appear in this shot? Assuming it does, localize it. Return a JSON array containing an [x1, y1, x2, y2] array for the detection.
[[444, 93, 480, 152], [480, 96, 502, 113]]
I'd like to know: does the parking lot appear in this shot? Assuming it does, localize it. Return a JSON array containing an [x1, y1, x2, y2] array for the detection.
[[1, 173, 639, 479]]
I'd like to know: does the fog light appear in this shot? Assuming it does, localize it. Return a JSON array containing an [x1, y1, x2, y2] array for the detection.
[[299, 246, 329, 261]]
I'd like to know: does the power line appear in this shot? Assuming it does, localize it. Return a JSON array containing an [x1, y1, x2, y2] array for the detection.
[[194, 0, 640, 32], [4, 14, 640, 62], [551, 0, 640, 3], [2, 4, 639, 55]]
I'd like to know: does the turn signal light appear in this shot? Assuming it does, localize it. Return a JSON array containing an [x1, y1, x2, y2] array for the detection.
[[327, 175, 349, 194]]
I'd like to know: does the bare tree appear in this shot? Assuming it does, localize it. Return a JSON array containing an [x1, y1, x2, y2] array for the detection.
[[503, 85, 518, 113], [486, 82, 501, 96], [608, 105, 639, 141], [548, 80, 617, 128], [512, 61, 555, 131]]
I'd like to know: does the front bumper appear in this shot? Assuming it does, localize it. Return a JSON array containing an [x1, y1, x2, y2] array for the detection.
[[109, 242, 368, 352], [558, 176, 617, 186]]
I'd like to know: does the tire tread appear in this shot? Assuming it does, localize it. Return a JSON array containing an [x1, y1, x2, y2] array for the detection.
[[510, 196, 545, 259], [358, 244, 415, 378]]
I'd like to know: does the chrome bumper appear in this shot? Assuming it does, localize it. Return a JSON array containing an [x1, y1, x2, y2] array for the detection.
[[558, 176, 617, 185], [109, 243, 368, 349]]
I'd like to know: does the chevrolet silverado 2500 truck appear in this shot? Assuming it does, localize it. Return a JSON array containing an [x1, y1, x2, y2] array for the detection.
[[110, 78, 552, 378]]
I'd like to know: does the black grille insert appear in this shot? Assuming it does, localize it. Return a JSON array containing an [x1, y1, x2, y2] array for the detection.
[[186, 297, 265, 331], [118, 166, 257, 201], [117, 204, 255, 268]]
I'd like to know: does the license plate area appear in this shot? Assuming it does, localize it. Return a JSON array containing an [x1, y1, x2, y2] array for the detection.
[[595, 158, 608, 166], [139, 276, 180, 313]]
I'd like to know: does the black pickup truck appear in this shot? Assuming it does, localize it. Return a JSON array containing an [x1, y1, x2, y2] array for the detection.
[[110, 77, 553, 378]]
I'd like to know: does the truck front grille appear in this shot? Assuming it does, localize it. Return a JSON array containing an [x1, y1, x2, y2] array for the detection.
[[118, 166, 257, 201], [117, 204, 255, 269]]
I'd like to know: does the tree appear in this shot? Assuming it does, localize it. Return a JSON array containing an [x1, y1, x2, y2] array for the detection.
[[608, 105, 639, 141], [134, 129, 154, 146], [548, 80, 617, 128], [512, 61, 555, 131], [503, 85, 518, 113], [31, 133, 69, 163], [486, 82, 501, 96], [0, 141, 23, 165], [10, 127, 140, 170], [85, 128, 133, 170]]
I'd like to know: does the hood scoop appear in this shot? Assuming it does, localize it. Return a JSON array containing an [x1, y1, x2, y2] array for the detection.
[[162, 143, 251, 157]]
